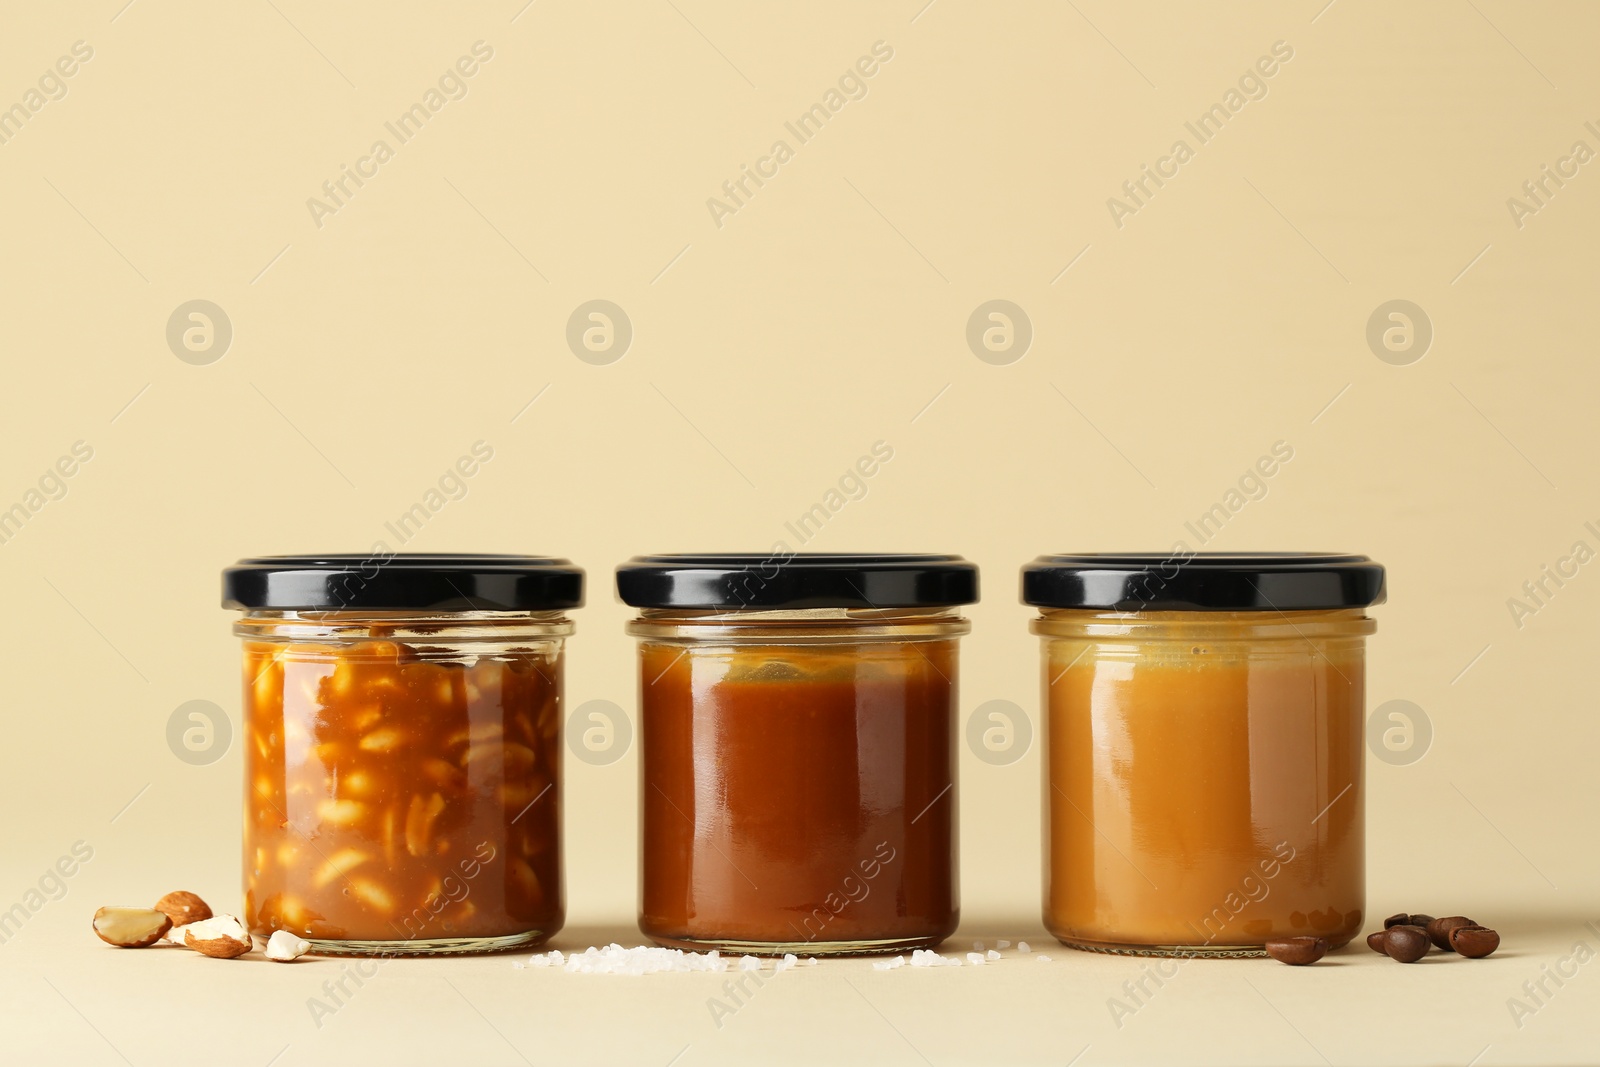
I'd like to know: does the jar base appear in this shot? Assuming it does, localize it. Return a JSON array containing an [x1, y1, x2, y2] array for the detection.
[[1056, 936, 1267, 959], [644, 932, 947, 958], [300, 929, 554, 957]]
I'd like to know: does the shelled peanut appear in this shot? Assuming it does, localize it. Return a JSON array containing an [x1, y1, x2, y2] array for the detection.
[[242, 637, 562, 944]]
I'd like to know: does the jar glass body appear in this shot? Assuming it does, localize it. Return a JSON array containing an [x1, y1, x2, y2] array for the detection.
[[1035, 608, 1373, 956], [631, 608, 967, 956], [237, 609, 568, 955]]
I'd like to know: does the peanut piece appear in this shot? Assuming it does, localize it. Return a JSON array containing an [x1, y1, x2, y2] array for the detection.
[[346, 879, 396, 915], [312, 849, 372, 889], [404, 793, 446, 857], [184, 915, 253, 958], [358, 727, 404, 753], [316, 798, 369, 827], [265, 930, 312, 961]]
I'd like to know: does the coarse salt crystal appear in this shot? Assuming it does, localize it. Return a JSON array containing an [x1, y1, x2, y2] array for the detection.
[[872, 959, 893, 971], [986, 949, 1001, 961], [996, 940, 1011, 949], [972, 940, 985, 951], [738, 955, 761, 971], [1036, 955, 1052, 963], [966, 952, 986, 965], [1018, 941, 1031, 954]]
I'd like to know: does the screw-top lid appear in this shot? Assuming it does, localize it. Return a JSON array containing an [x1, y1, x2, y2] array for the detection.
[[223, 554, 584, 611], [1021, 552, 1385, 611], [616, 553, 979, 609]]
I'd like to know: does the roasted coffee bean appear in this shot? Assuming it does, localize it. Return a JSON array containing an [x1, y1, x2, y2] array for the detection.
[[1450, 926, 1500, 959], [1383, 912, 1434, 929], [1383, 924, 1431, 963], [1366, 930, 1390, 953], [1265, 936, 1329, 965], [1426, 916, 1475, 952]]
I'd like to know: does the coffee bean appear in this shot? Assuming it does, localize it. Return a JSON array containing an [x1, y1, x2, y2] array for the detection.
[[1383, 912, 1434, 929], [1366, 931, 1389, 953], [1384, 925, 1431, 963], [1265, 936, 1329, 965], [1407, 914, 1435, 929], [1450, 926, 1500, 959], [1426, 916, 1475, 952]]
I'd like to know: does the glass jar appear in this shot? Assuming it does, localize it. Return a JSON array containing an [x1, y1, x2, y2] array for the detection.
[[617, 553, 978, 956], [222, 554, 583, 956], [1022, 552, 1385, 957]]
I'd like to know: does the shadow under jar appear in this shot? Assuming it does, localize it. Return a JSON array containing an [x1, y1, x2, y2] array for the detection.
[[1021, 553, 1386, 958], [618, 554, 978, 957], [222, 554, 583, 956]]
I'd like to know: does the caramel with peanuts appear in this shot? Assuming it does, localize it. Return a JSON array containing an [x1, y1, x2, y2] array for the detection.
[[242, 636, 562, 947]]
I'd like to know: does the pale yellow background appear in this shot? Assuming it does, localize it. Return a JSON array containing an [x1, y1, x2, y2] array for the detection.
[[1, 1, 1597, 1064]]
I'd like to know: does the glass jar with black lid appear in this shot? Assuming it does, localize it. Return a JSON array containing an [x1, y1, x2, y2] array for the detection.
[[618, 553, 978, 956], [223, 554, 583, 956], [1022, 552, 1385, 957]]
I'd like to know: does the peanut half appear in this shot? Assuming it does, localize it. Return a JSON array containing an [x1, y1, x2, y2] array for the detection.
[[92, 907, 171, 948]]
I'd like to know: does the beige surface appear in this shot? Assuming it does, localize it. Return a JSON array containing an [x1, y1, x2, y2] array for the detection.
[[2, 1, 1597, 1063]]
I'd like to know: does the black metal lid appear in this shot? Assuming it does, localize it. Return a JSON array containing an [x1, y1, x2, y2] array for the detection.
[[616, 553, 979, 609], [223, 554, 584, 611], [1021, 553, 1385, 611]]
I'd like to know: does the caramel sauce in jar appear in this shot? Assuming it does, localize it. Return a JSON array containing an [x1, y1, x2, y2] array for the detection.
[[619, 554, 978, 956], [637, 639, 959, 954], [1024, 554, 1384, 957]]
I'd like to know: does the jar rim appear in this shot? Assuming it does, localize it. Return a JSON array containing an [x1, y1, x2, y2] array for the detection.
[[235, 609, 574, 644], [1031, 606, 1375, 641], [627, 605, 970, 643]]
